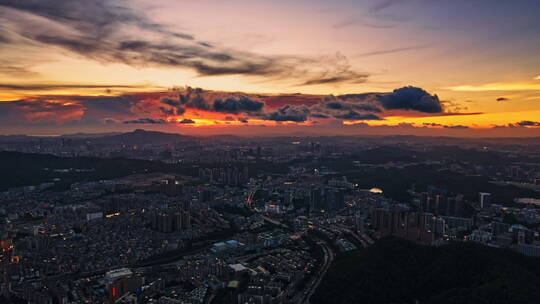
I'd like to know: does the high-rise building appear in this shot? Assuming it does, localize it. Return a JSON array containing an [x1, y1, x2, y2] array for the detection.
[[283, 189, 293, 206], [371, 208, 447, 244], [356, 213, 364, 233], [156, 212, 173, 233], [420, 192, 467, 217], [160, 179, 182, 196], [173, 212, 182, 231], [492, 222, 511, 236], [454, 194, 465, 217], [151, 204, 190, 232], [106, 269, 143, 304], [181, 211, 191, 229], [309, 187, 323, 212], [479, 192, 492, 209], [243, 166, 249, 182], [325, 188, 345, 211], [511, 225, 534, 244], [420, 192, 430, 213], [508, 166, 521, 179], [435, 194, 447, 215]]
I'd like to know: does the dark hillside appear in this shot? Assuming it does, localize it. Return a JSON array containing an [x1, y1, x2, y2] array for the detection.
[[314, 237, 540, 304]]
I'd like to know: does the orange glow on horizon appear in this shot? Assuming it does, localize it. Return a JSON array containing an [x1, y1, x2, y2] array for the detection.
[[448, 79, 540, 92], [344, 110, 540, 129]]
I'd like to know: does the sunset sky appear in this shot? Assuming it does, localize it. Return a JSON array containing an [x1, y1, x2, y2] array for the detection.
[[1, 0, 539, 136]]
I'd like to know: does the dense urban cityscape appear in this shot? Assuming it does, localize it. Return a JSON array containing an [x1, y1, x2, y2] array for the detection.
[[0, 131, 539, 303]]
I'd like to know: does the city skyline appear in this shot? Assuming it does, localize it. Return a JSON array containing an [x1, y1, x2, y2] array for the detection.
[[1, 0, 540, 136]]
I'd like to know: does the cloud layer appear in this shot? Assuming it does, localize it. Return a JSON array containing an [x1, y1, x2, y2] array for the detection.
[[0, 0, 367, 86], [0, 86, 452, 131]]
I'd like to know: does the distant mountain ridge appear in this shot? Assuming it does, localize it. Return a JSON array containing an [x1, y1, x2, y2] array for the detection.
[[0, 129, 195, 145], [1, 129, 540, 145], [61, 132, 123, 138]]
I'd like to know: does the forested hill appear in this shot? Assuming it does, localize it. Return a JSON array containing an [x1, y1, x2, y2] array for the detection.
[[313, 237, 540, 304], [0, 151, 196, 191]]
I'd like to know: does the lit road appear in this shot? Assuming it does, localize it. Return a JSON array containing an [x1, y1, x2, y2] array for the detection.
[[245, 185, 260, 209], [300, 239, 335, 304]]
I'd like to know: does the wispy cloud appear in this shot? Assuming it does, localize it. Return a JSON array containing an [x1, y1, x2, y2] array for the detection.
[[358, 45, 430, 57], [369, 0, 406, 13], [0, 83, 158, 91], [123, 118, 168, 124], [0, 61, 38, 77], [300, 74, 368, 86], [0, 0, 368, 86]]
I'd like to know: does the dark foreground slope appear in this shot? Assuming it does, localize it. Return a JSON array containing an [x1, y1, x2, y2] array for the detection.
[[313, 238, 540, 304]]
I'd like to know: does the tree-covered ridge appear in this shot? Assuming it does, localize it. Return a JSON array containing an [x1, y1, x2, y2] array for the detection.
[[314, 237, 540, 304]]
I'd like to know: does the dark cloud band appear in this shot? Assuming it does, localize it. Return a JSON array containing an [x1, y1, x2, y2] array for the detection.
[[0, 86, 450, 127]]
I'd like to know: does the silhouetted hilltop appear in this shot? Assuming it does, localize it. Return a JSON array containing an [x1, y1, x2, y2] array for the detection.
[[94, 129, 195, 145]]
